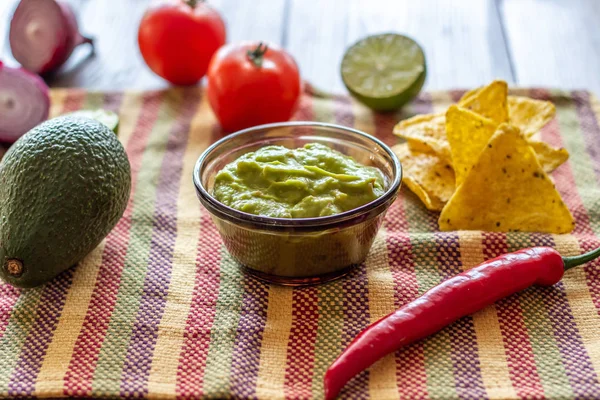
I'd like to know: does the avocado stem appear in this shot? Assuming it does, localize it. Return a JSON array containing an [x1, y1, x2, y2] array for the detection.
[[6, 259, 23, 277]]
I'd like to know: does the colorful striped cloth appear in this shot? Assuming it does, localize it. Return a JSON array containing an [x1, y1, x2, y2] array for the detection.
[[1, 86, 600, 399]]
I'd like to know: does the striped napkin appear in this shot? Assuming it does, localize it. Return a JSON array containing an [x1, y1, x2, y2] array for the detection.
[[1, 86, 600, 399]]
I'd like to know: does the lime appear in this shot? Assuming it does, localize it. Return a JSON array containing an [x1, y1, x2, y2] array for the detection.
[[65, 109, 120, 134], [341, 33, 426, 111]]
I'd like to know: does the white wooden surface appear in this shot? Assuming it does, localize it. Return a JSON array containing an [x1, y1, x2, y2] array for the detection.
[[0, 0, 599, 95], [500, 0, 600, 95]]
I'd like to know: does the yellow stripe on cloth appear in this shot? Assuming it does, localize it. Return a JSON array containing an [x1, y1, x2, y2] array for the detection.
[[33, 242, 105, 397], [116, 91, 147, 145], [48, 89, 68, 118], [254, 286, 294, 399], [591, 94, 600, 125], [33, 91, 143, 397], [553, 234, 600, 383], [458, 230, 518, 400], [365, 231, 400, 399], [146, 93, 214, 397]]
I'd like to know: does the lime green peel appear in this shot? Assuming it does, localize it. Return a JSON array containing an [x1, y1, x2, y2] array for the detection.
[[65, 109, 120, 134], [341, 33, 426, 111]]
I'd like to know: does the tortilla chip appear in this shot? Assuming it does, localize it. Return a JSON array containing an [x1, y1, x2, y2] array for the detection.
[[446, 105, 497, 186], [393, 143, 455, 211], [403, 177, 446, 211], [393, 113, 451, 161], [508, 95, 556, 137], [439, 124, 574, 233], [458, 87, 481, 104], [528, 140, 569, 173], [459, 80, 508, 124], [446, 105, 567, 180]]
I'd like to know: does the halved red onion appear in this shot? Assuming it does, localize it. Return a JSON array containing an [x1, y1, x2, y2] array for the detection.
[[9, 0, 93, 75], [0, 62, 50, 143]]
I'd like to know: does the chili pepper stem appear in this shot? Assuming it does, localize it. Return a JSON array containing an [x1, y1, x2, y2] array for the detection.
[[563, 246, 600, 270]]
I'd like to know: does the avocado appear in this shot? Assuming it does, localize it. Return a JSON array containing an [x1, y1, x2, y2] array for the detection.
[[0, 116, 131, 288]]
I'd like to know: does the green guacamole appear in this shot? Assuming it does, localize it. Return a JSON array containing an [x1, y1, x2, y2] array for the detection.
[[213, 143, 386, 218]]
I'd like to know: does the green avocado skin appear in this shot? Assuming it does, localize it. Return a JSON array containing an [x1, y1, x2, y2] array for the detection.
[[0, 116, 131, 288]]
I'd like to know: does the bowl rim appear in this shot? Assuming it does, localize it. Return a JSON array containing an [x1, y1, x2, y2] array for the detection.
[[193, 121, 402, 228]]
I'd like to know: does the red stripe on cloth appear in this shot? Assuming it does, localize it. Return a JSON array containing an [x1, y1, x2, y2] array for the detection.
[[283, 287, 319, 399], [0, 284, 19, 341], [385, 200, 429, 399], [63, 92, 163, 397], [483, 232, 545, 399], [175, 211, 222, 399], [333, 95, 371, 400], [373, 111, 398, 147]]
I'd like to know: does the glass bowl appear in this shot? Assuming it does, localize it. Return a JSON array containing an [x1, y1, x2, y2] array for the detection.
[[193, 122, 402, 286]]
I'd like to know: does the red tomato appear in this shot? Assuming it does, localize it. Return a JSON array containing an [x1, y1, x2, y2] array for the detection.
[[138, 0, 226, 86], [206, 42, 301, 132]]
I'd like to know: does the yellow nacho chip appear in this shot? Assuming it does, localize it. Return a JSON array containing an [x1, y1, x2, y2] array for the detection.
[[528, 140, 569, 173], [508, 95, 556, 137], [458, 87, 481, 104], [393, 143, 455, 211], [403, 177, 446, 211], [439, 124, 574, 234], [446, 105, 568, 183], [459, 80, 508, 124], [393, 113, 451, 161], [446, 105, 497, 186]]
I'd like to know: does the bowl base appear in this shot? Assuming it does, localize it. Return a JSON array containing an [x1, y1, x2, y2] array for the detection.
[[242, 264, 359, 286]]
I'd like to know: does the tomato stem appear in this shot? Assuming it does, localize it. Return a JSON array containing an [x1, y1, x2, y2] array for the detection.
[[247, 42, 268, 68], [184, 0, 204, 8]]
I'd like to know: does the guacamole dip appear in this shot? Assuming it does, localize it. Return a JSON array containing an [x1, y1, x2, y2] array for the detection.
[[213, 143, 386, 218]]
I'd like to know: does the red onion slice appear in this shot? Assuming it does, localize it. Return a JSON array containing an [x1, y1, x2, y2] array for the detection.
[[9, 0, 93, 75], [0, 62, 50, 143]]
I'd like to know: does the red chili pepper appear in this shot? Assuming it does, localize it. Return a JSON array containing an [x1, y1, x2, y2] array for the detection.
[[323, 246, 600, 399]]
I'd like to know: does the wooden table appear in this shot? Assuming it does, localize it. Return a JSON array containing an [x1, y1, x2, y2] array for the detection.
[[1, 0, 599, 96]]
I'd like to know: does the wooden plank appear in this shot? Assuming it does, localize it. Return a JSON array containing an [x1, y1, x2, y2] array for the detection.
[[211, 0, 286, 45], [0, 0, 160, 89], [0, 0, 19, 64], [500, 0, 600, 95], [346, 0, 514, 91], [0, 0, 286, 89], [50, 0, 164, 89], [286, 0, 350, 93]]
